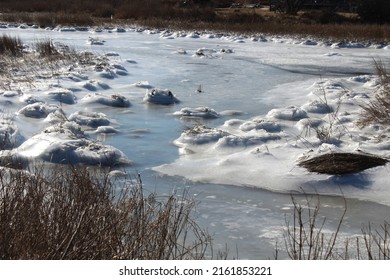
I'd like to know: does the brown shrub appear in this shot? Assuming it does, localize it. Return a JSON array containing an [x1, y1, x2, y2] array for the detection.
[[0, 165, 210, 259], [298, 152, 388, 175]]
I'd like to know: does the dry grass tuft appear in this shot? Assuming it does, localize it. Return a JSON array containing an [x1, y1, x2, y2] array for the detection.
[[298, 152, 388, 175], [0, 165, 210, 260], [282, 192, 390, 260], [282, 193, 347, 260], [358, 60, 390, 127], [35, 39, 59, 57], [0, 35, 23, 56]]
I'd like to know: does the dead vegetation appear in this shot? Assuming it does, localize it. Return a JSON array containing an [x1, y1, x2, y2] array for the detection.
[[298, 152, 389, 175], [0, 165, 210, 260], [281, 192, 390, 260], [0, 35, 106, 91], [0, 34, 23, 56], [358, 60, 390, 128], [282, 192, 346, 260]]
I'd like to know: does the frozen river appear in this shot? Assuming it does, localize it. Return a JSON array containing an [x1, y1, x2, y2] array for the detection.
[[1, 25, 390, 259]]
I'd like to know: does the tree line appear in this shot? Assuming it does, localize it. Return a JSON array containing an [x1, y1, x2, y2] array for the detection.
[[0, 0, 389, 24]]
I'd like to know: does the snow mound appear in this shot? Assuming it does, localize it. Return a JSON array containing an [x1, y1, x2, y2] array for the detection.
[[87, 37, 105, 45], [111, 63, 128, 76], [131, 81, 153, 89], [98, 70, 117, 79], [173, 107, 220, 119], [193, 47, 233, 58], [295, 118, 324, 132], [266, 106, 308, 121], [239, 119, 282, 132], [20, 94, 44, 104], [58, 27, 76, 32], [1, 91, 20, 97], [69, 111, 110, 128], [348, 75, 373, 83], [301, 100, 333, 114], [301, 40, 318, 46], [1, 121, 130, 166], [82, 80, 110, 91], [44, 109, 68, 124], [143, 89, 179, 105], [324, 52, 342, 56], [175, 125, 229, 146], [186, 32, 200, 39], [81, 93, 131, 107], [94, 126, 118, 134], [331, 42, 366, 49], [215, 133, 282, 149], [105, 51, 120, 57], [17, 103, 59, 119], [46, 88, 76, 104], [194, 48, 217, 57]]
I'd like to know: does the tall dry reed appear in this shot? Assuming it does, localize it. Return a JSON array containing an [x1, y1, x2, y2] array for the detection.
[[0, 165, 210, 259]]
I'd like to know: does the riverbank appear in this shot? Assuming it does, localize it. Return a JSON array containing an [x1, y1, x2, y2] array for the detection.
[[1, 7, 389, 44]]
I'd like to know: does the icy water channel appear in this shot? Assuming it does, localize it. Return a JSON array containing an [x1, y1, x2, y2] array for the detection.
[[2, 26, 390, 259]]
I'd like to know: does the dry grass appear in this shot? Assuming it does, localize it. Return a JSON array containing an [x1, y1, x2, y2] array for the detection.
[[298, 152, 388, 175], [359, 222, 390, 260], [282, 193, 347, 260], [35, 39, 59, 57], [0, 165, 210, 260], [282, 192, 390, 260], [0, 35, 22, 56], [358, 61, 390, 127]]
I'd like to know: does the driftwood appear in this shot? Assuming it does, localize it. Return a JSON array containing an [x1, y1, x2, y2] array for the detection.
[[298, 152, 389, 175]]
